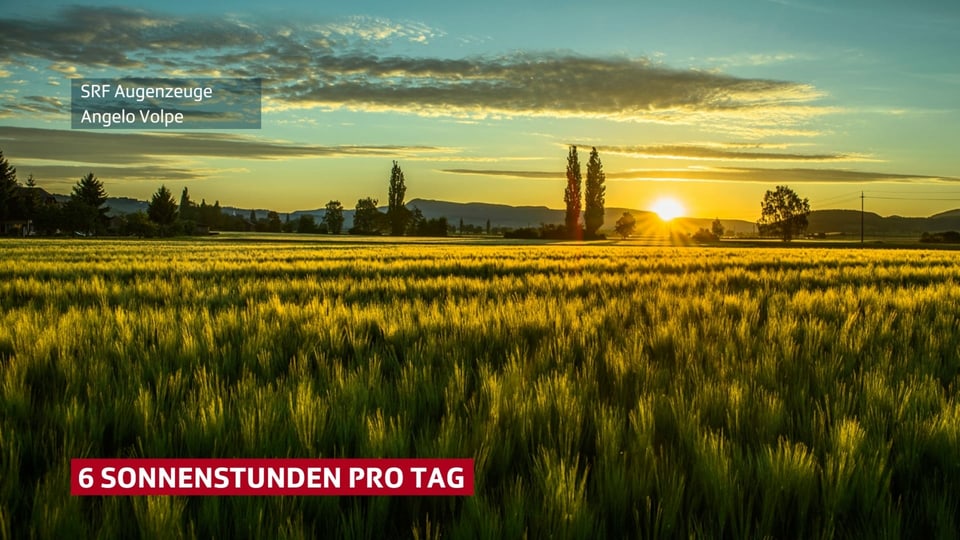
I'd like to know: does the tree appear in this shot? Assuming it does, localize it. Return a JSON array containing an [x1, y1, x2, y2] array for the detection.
[[0, 149, 18, 224], [564, 145, 582, 240], [72, 172, 107, 209], [25, 173, 36, 188], [758, 185, 811, 242], [407, 206, 425, 235], [351, 197, 384, 235], [387, 161, 410, 235], [584, 147, 606, 238], [124, 211, 157, 237], [266, 211, 283, 232], [296, 214, 319, 234], [323, 200, 345, 234], [692, 228, 719, 243], [70, 172, 109, 234], [711, 218, 725, 239], [417, 216, 448, 237], [614, 212, 636, 239], [179, 187, 198, 222], [147, 185, 178, 235]]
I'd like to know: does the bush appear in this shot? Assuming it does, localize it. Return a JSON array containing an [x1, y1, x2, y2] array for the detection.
[[503, 227, 540, 239], [920, 231, 960, 243], [691, 228, 720, 243]]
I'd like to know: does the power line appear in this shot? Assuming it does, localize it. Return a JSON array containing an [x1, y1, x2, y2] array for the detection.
[[865, 196, 960, 201]]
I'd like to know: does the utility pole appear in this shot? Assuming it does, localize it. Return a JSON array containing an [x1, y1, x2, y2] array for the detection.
[[860, 191, 864, 245]]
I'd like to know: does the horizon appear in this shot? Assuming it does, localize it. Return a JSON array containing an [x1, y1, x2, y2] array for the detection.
[[32, 187, 960, 223], [1, 1, 959, 220]]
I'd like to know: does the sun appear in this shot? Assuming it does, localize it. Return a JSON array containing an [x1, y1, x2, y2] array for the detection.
[[651, 197, 685, 222]]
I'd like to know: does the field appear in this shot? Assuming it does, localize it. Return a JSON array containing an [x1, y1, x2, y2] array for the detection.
[[1, 237, 959, 538]]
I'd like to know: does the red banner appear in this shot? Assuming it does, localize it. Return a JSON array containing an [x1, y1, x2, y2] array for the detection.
[[71, 458, 474, 496]]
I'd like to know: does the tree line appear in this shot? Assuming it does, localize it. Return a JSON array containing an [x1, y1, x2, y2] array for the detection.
[[1, 145, 814, 241], [0, 150, 452, 238]]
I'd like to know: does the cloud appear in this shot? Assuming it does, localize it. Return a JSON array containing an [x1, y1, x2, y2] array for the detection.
[[592, 143, 877, 162], [440, 166, 959, 183], [701, 52, 809, 69], [0, 7, 831, 134], [14, 165, 211, 184], [0, 95, 66, 117], [0, 126, 456, 165], [0, 6, 264, 68], [269, 54, 828, 133]]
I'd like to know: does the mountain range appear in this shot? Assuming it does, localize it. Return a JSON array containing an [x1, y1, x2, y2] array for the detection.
[[59, 194, 960, 237]]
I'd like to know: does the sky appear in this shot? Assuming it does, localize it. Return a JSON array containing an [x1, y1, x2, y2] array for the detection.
[[1, 0, 958, 220]]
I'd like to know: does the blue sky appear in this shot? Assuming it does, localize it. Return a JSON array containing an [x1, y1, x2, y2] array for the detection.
[[1, 0, 958, 219]]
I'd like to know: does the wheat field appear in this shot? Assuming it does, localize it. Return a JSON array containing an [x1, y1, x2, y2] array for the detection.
[[1, 237, 958, 538]]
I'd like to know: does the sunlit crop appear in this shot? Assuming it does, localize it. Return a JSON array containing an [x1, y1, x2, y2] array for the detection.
[[1, 237, 958, 538]]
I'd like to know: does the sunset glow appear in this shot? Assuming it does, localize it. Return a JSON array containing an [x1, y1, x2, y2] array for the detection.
[[651, 197, 685, 222], [0, 1, 957, 220]]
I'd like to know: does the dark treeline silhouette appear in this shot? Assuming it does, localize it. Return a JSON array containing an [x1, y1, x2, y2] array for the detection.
[[0, 146, 628, 240], [0, 149, 458, 238]]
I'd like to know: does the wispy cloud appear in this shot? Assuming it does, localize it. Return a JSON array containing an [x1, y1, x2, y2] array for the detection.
[[700, 52, 810, 69], [0, 126, 458, 184], [440, 166, 959, 183], [0, 127, 456, 164], [14, 165, 214, 185], [591, 143, 878, 162], [0, 6, 832, 135]]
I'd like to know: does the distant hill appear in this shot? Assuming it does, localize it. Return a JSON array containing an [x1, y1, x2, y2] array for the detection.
[[806, 209, 960, 236], [930, 208, 960, 220]]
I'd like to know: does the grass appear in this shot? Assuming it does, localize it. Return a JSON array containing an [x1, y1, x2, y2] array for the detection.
[[1, 237, 959, 538]]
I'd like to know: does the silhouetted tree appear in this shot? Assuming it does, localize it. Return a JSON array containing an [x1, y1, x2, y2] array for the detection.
[[179, 187, 198, 222], [614, 212, 636, 239], [25, 173, 36, 188], [0, 149, 18, 225], [147, 185, 178, 235], [387, 161, 410, 235], [70, 172, 109, 234], [124, 211, 157, 237], [692, 228, 719, 243], [758, 185, 810, 242], [351, 197, 384, 235], [417, 216, 448, 236], [296, 214, 319, 233], [323, 200, 345, 234], [564, 145, 582, 240], [584, 147, 606, 238], [407, 207, 425, 235], [266, 211, 282, 232], [486, 219, 491, 235], [711, 218, 725, 239]]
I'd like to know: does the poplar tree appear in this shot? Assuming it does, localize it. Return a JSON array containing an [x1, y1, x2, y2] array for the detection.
[[584, 147, 606, 238], [387, 161, 409, 236], [563, 145, 582, 240]]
